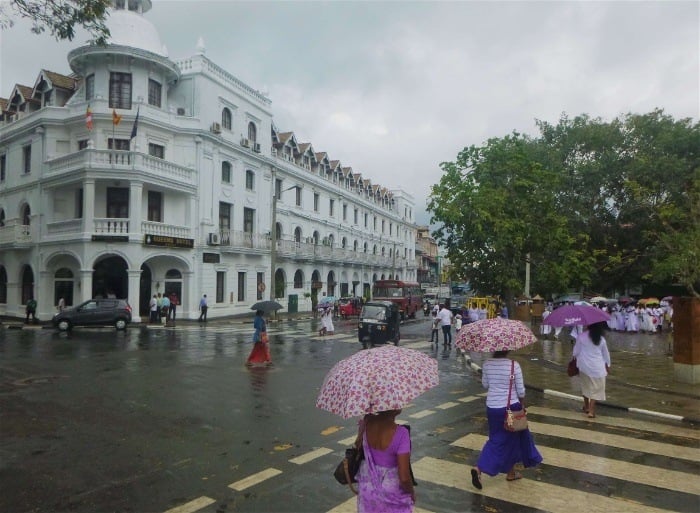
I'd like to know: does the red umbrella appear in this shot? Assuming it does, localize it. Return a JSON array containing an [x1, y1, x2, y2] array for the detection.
[[542, 304, 611, 327]]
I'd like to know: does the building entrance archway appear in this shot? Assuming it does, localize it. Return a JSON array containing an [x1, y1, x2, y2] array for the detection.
[[93, 256, 128, 299]]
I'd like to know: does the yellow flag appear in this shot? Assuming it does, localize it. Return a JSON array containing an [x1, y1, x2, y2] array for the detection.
[[112, 109, 122, 126]]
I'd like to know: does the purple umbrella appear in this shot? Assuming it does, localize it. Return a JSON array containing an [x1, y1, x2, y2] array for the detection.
[[541, 304, 610, 327]]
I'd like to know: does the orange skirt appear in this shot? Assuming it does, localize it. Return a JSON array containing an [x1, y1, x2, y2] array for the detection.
[[246, 341, 271, 365]]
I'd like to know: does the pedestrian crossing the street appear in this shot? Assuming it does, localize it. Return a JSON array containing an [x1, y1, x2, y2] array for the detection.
[[160, 395, 699, 513]]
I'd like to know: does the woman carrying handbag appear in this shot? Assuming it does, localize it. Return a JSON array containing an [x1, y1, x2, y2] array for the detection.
[[470, 350, 542, 489]]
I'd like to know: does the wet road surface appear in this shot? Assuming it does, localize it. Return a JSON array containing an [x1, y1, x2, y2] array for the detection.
[[1, 317, 698, 513]]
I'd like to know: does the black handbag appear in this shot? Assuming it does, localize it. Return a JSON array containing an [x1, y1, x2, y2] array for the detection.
[[567, 357, 579, 377], [334, 446, 364, 494]]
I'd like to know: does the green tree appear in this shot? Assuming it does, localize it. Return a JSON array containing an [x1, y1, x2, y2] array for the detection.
[[0, 0, 111, 45], [428, 132, 593, 307]]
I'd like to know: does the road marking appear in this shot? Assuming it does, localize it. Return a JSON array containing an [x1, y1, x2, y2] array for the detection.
[[457, 395, 480, 403], [527, 421, 700, 462], [453, 434, 700, 495], [326, 497, 434, 513], [338, 435, 357, 446], [163, 496, 216, 513], [412, 457, 670, 513], [228, 467, 282, 491], [527, 406, 700, 440], [436, 401, 460, 410], [289, 447, 334, 465], [408, 409, 435, 419]]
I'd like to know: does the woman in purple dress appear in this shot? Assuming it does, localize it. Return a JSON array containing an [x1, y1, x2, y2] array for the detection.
[[470, 350, 542, 489], [356, 409, 415, 512]]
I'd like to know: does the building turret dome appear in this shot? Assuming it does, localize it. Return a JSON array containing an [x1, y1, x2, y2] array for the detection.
[[106, 2, 165, 57]]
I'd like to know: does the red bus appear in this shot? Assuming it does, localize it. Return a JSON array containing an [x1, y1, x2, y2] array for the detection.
[[371, 280, 423, 319]]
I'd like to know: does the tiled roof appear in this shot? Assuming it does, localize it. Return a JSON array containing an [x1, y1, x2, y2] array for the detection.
[[314, 152, 328, 162], [297, 143, 311, 153], [341, 167, 353, 177], [42, 70, 78, 90], [15, 84, 34, 101], [0, 98, 7, 111], [277, 132, 294, 144], [372, 184, 380, 193], [329, 160, 340, 170]]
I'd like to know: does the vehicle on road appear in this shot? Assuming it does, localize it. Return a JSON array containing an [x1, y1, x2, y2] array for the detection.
[[357, 301, 401, 348], [52, 298, 132, 331], [338, 297, 362, 318], [372, 279, 423, 320]]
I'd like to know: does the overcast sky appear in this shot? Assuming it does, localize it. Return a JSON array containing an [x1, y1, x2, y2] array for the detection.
[[1, 0, 698, 225]]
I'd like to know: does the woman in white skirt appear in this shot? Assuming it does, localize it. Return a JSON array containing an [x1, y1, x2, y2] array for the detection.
[[572, 322, 611, 418]]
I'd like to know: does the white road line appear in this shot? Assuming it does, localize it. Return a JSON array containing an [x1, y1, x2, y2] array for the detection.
[[453, 434, 700, 495], [338, 435, 357, 446], [409, 409, 435, 419], [457, 395, 480, 403], [527, 406, 700, 440], [436, 401, 460, 409], [228, 467, 282, 491], [326, 497, 434, 513], [527, 421, 700, 462], [412, 456, 670, 513], [163, 496, 216, 513], [289, 447, 334, 465]]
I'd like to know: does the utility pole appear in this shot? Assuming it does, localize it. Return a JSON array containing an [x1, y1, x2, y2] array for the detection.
[[269, 167, 277, 301]]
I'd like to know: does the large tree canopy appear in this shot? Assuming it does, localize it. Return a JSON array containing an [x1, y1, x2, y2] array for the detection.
[[428, 109, 699, 300], [0, 0, 111, 45]]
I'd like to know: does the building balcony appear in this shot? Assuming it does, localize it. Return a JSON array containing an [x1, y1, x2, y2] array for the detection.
[[0, 220, 32, 246], [43, 218, 193, 243], [219, 230, 271, 252], [46, 150, 196, 189]]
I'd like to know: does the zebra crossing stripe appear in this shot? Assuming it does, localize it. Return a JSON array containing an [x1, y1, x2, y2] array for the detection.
[[289, 447, 334, 465], [457, 395, 480, 403], [435, 401, 460, 410], [162, 496, 215, 513], [453, 433, 700, 495], [408, 409, 436, 419], [412, 456, 671, 513], [228, 467, 282, 491], [326, 497, 434, 513], [527, 406, 700, 440], [526, 421, 700, 462]]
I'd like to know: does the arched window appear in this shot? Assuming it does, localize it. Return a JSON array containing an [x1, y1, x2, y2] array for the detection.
[[245, 169, 255, 190], [313, 231, 320, 245], [381, 247, 386, 256], [363, 242, 368, 253], [222, 108, 232, 130], [274, 268, 285, 299], [353, 240, 358, 252], [275, 222, 282, 240], [54, 268, 74, 307], [294, 227, 302, 243], [0, 208, 5, 227], [22, 204, 31, 225], [0, 266, 7, 303], [341, 237, 347, 249], [248, 122, 257, 143], [165, 269, 182, 279], [328, 234, 334, 248], [293, 269, 303, 288], [221, 161, 231, 183], [373, 244, 377, 255]]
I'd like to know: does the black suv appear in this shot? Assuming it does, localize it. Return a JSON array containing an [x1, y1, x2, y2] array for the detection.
[[52, 299, 132, 331]]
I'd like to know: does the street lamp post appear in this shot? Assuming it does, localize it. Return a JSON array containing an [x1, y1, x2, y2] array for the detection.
[[269, 168, 297, 303]]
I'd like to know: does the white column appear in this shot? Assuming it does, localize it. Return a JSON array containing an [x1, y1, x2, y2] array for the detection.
[[129, 181, 143, 240], [84, 180, 95, 236], [127, 269, 142, 322], [79, 269, 93, 302]]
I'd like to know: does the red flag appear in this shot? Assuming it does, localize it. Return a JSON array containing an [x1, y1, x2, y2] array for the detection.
[[86, 104, 93, 130], [112, 109, 122, 126]]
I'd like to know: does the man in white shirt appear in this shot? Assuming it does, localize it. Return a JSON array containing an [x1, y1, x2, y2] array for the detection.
[[437, 304, 454, 346]]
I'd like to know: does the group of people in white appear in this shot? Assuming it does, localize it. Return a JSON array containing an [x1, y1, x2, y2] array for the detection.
[[541, 301, 673, 338]]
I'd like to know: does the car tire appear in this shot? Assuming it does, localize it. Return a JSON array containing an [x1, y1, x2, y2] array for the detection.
[[57, 319, 71, 332], [115, 318, 128, 331]]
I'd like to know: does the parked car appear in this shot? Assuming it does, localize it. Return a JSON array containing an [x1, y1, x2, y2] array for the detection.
[[339, 297, 363, 318], [357, 301, 400, 348], [52, 298, 132, 331]]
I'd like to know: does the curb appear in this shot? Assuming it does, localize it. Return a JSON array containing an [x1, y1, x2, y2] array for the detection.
[[461, 355, 698, 424]]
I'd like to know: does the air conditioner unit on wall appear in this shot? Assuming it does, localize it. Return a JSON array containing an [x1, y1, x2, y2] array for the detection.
[[253, 142, 261, 153], [211, 122, 221, 134], [177, 107, 186, 116], [208, 232, 220, 245], [240, 137, 250, 147]]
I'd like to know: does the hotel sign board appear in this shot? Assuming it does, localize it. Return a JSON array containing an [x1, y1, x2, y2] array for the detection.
[[202, 252, 220, 263], [92, 235, 129, 242], [144, 235, 194, 249]]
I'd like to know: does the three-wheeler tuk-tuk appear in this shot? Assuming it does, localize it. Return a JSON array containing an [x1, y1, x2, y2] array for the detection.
[[357, 301, 401, 348]]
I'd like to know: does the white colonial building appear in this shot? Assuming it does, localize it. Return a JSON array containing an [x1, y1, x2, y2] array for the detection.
[[0, 0, 417, 321]]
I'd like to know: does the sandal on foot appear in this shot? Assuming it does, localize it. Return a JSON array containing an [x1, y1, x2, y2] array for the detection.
[[587, 413, 596, 418], [506, 471, 523, 481], [581, 407, 589, 413], [471, 468, 482, 490]]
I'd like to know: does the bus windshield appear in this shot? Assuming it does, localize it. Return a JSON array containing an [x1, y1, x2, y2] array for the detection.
[[373, 287, 403, 297]]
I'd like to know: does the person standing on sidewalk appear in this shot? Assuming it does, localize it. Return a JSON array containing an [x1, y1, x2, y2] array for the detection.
[[572, 321, 611, 418], [168, 292, 178, 321], [149, 294, 158, 323], [161, 294, 170, 324], [198, 294, 208, 322], [25, 297, 38, 324]]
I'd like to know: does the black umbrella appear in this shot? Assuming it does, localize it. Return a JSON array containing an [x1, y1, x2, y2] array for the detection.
[[250, 300, 283, 313]]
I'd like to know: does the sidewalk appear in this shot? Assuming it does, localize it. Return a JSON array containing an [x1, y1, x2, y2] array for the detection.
[[464, 328, 700, 424]]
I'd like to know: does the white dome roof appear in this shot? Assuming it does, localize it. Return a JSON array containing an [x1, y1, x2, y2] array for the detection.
[[107, 9, 166, 56]]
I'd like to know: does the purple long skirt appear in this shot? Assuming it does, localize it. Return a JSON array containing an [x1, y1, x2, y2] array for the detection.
[[476, 402, 543, 476]]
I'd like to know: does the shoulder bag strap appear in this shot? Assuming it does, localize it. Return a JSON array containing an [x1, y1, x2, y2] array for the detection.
[[506, 360, 515, 411]]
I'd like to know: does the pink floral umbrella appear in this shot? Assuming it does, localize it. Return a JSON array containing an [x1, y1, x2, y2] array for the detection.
[[454, 317, 538, 352], [316, 345, 439, 419]]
